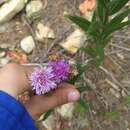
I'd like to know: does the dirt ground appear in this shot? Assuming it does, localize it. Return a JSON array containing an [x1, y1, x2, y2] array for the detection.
[[0, 0, 130, 130]]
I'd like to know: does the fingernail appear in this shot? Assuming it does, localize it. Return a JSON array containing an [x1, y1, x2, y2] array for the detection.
[[68, 91, 80, 102]]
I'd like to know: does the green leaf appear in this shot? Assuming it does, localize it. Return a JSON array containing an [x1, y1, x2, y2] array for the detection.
[[102, 35, 112, 47], [77, 87, 88, 93], [88, 21, 102, 36], [92, 11, 97, 22], [123, 96, 130, 104], [75, 101, 87, 114], [42, 109, 54, 121], [109, 0, 129, 15], [76, 81, 91, 93], [95, 47, 105, 67], [65, 15, 91, 32], [97, 0, 107, 23], [76, 64, 90, 75], [104, 109, 120, 120], [104, 20, 130, 37], [81, 47, 97, 57], [68, 64, 89, 84], [109, 8, 130, 27], [77, 98, 90, 112]]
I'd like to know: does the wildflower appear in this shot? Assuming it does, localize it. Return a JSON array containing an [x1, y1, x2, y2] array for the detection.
[[48, 59, 70, 83], [29, 67, 56, 95], [29, 59, 70, 95]]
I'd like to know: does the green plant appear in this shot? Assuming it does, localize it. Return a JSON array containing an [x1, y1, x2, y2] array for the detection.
[[66, 0, 130, 66], [104, 109, 120, 120], [43, 0, 130, 120]]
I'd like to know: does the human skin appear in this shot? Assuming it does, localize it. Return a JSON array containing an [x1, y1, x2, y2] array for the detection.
[[0, 63, 80, 120]]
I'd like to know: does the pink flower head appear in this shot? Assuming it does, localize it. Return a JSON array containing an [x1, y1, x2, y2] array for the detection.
[[29, 67, 57, 95], [48, 59, 70, 83], [29, 59, 70, 95]]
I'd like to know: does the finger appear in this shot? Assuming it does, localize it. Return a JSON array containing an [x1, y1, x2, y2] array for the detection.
[[23, 66, 34, 76], [21, 65, 38, 91], [25, 83, 80, 120]]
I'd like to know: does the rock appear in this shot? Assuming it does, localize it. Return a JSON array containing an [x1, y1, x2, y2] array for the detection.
[[57, 103, 74, 119], [116, 53, 125, 60], [42, 115, 55, 130], [60, 29, 86, 54], [35, 22, 55, 41], [0, 0, 28, 24], [20, 36, 35, 54], [26, 0, 43, 19]]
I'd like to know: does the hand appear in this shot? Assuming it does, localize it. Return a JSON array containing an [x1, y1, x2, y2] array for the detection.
[[0, 63, 80, 120]]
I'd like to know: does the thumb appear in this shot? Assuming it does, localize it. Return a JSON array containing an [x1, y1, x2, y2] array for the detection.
[[25, 83, 80, 120]]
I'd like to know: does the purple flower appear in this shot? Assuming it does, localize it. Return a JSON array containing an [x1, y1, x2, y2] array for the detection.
[[48, 59, 70, 83], [29, 59, 70, 95], [29, 67, 57, 95]]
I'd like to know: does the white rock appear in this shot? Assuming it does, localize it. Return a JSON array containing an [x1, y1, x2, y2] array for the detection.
[[0, 0, 28, 24], [42, 115, 55, 130], [60, 29, 87, 54], [116, 53, 124, 60], [26, 0, 43, 19], [35, 22, 55, 41], [57, 103, 74, 119], [20, 36, 35, 54]]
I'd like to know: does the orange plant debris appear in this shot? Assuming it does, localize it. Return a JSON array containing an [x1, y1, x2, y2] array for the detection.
[[79, 0, 96, 14], [6, 51, 28, 64]]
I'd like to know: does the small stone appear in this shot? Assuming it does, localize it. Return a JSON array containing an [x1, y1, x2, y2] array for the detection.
[[116, 53, 124, 60], [0, 0, 28, 24], [20, 36, 35, 54], [42, 115, 55, 130], [35, 22, 55, 41], [60, 29, 86, 54], [57, 103, 74, 119], [26, 0, 43, 19]]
